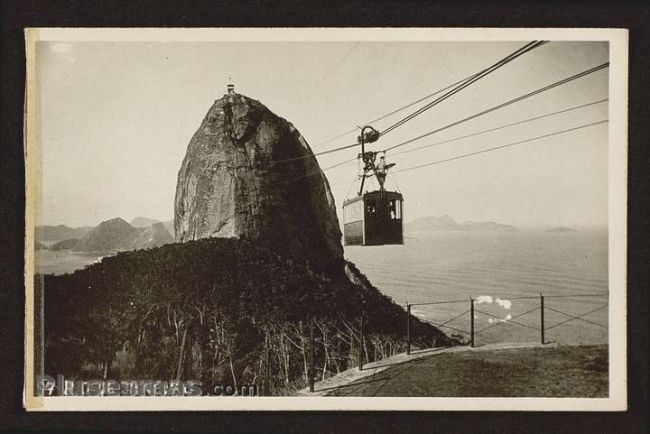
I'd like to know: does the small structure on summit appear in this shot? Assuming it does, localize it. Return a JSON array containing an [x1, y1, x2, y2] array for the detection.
[[342, 126, 404, 246]]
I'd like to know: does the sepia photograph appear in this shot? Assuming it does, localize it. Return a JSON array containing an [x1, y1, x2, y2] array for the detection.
[[23, 27, 628, 411]]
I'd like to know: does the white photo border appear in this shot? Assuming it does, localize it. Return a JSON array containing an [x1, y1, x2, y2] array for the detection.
[[23, 27, 628, 412]]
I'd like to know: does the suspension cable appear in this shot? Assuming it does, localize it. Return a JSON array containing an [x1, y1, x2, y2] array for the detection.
[[312, 71, 481, 148], [274, 119, 607, 184], [390, 98, 608, 157], [379, 41, 548, 136], [392, 119, 608, 175], [276, 42, 546, 163], [383, 62, 610, 153], [274, 60, 607, 166]]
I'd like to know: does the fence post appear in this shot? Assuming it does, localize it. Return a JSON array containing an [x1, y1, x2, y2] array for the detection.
[[539, 292, 545, 345], [309, 317, 315, 392], [406, 303, 411, 356], [470, 298, 475, 348], [358, 312, 364, 371], [264, 336, 270, 396]]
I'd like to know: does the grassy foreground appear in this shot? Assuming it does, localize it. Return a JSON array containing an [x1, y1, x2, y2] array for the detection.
[[329, 344, 608, 397]]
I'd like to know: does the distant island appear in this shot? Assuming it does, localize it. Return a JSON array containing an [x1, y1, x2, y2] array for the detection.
[[545, 227, 578, 233], [36, 217, 175, 253], [406, 215, 518, 233]]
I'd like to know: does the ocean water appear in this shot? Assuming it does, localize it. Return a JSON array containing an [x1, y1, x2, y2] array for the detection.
[[345, 229, 609, 345], [34, 229, 609, 345], [34, 250, 105, 275]]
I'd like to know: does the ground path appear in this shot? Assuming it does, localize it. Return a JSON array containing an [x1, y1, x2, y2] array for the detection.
[[296, 342, 607, 397]]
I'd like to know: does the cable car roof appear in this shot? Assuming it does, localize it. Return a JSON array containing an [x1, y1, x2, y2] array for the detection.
[[343, 190, 403, 206]]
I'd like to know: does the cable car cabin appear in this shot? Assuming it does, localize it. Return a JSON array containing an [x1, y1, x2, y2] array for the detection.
[[343, 191, 403, 246]]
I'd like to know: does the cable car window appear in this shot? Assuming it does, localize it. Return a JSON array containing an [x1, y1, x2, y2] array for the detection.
[[366, 202, 376, 216], [389, 199, 397, 219], [344, 200, 364, 223]]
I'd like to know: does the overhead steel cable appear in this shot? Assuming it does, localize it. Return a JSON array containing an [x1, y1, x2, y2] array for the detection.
[[275, 41, 547, 164], [273, 157, 356, 185], [379, 41, 548, 136], [311, 129, 359, 150], [278, 120, 605, 185], [324, 158, 356, 170], [276, 61, 607, 165], [310, 41, 361, 92], [277, 96, 607, 185], [312, 71, 481, 148], [382, 62, 610, 153], [277, 52, 608, 167], [390, 98, 608, 157], [272, 141, 357, 166], [392, 119, 608, 175]]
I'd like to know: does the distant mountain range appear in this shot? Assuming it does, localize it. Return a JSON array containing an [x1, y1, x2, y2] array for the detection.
[[406, 215, 518, 233], [38, 214, 520, 251], [36, 217, 175, 253], [35, 225, 93, 241], [130, 216, 161, 228], [131, 217, 175, 237]]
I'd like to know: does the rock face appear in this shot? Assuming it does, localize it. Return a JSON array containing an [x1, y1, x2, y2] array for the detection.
[[174, 92, 343, 272]]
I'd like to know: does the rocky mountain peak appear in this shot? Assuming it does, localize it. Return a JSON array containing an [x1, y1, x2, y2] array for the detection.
[[174, 93, 343, 272], [73, 218, 174, 253], [98, 217, 132, 230]]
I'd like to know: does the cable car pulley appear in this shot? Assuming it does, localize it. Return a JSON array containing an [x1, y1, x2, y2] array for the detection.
[[342, 126, 404, 246]]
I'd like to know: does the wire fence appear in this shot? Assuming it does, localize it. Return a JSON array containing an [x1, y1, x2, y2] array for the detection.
[[404, 292, 608, 354], [295, 292, 608, 393]]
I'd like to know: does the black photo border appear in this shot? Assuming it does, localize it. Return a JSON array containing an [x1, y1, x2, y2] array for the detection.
[[1, 1, 647, 433]]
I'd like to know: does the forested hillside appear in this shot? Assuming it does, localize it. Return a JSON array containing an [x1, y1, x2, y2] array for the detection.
[[41, 238, 457, 394]]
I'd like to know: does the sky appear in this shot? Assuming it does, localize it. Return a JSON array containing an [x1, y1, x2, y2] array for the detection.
[[36, 39, 609, 228]]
